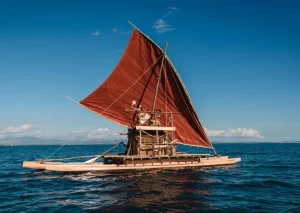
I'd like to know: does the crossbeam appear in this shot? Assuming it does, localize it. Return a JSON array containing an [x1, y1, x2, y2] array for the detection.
[[136, 126, 176, 131]]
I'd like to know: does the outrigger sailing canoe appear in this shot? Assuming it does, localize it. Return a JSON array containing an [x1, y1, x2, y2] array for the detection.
[[23, 22, 241, 172]]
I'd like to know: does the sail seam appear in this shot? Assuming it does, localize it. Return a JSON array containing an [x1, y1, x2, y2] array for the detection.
[[128, 22, 213, 148], [98, 54, 164, 118]]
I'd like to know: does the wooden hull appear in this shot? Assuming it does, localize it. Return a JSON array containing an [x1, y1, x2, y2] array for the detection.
[[23, 156, 241, 172]]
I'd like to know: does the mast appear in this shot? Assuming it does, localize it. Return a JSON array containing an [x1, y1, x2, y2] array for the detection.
[[78, 22, 214, 149], [152, 41, 168, 112]]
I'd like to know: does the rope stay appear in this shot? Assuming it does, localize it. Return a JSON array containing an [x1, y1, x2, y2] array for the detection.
[[42, 142, 126, 162], [84, 141, 126, 163], [44, 135, 78, 160]]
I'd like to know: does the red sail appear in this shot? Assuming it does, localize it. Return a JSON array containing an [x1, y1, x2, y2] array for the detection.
[[80, 28, 211, 148]]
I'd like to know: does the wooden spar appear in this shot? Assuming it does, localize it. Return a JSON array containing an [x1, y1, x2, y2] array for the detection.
[[125, 109, 180, 114], [152, 41, 168, 112], [65, 96, 128, 128], [66, 96, 77, 103], [136, 126, 175, 131], [127, 21, 217, 152]]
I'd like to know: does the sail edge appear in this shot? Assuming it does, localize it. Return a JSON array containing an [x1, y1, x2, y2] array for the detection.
[[129, 22, 213, 148]]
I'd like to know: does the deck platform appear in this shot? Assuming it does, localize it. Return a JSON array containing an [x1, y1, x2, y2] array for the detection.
[[23, 155, 241, 172], [103, 153, 211, 165]]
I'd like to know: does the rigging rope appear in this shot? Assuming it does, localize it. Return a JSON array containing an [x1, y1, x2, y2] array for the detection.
[[44, 135, 77, 160], [99, 54, 164, 116], [42, 142, 127, 162]]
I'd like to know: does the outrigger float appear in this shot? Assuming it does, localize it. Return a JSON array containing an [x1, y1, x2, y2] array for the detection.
[[23, 22, 241, 172]]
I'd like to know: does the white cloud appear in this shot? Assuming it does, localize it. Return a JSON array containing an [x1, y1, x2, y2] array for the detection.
[[112, 28, 118, 33], [153, 6, 177, 34], [162, 6, 177, 18], [72, 128, 125, 140], [116, 49, 123, 52], [205, 129, 227, 137], [1, 125, 32, 134], [0, 124, 42, 138], [285, 136, 291, 140], [92, 30, 100, 36], [205, 128, 264, 139], [153, 19, 175, 34]]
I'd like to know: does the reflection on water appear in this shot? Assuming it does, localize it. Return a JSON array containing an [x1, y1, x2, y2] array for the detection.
[[123, 169, 213, 212], [21, 167, 233, 212], [1, 144, 300, 212]]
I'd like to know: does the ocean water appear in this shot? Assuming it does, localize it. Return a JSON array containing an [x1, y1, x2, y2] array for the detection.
[[0, 143, 299, 213]]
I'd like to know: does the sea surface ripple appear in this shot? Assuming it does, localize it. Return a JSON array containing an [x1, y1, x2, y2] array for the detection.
[[0, 143, 299, 212]]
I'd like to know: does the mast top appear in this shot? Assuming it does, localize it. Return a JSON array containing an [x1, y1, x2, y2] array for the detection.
[[78, 22, 213, 149], [163, 41, 168, 55]]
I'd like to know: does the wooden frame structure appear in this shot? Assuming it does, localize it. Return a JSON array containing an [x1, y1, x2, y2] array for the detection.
[[22, 22, 241, 172]]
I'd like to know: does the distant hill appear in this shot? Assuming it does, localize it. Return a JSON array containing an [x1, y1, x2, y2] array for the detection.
[[0, 136, 118, 146], [0, 136, 299, 146], [212, 140, 300, 144]]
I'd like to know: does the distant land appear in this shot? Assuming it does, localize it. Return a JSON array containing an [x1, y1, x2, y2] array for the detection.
[[0, 136, 118, 146], [0, 136, 299, 146]]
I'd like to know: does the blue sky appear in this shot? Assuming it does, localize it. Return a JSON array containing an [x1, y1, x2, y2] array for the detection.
[[0, 0, 299, 142]]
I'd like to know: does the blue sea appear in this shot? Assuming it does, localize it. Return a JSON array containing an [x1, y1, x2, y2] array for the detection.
[[1, 143, 299, 212]]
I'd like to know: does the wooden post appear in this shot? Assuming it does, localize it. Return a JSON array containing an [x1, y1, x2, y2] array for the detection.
[[171, 113, 174, 141], [139, 129, 142, 155], [152, 143, 155, 156], [127, 137, 132, 156], [152, 41, 168, 112]]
